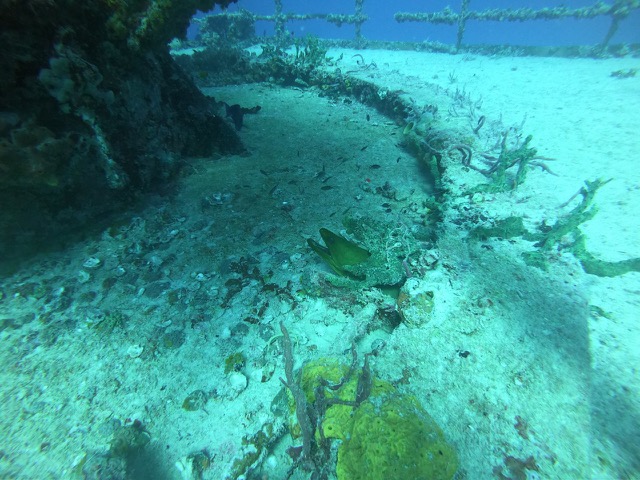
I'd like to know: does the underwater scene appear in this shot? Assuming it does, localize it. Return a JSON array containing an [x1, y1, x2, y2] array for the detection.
[[1, 0, 639, 479]]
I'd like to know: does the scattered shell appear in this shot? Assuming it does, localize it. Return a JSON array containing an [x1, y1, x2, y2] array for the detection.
[[161, 329, 186, 350], [265, 455, 278, 469], [251, 361, 276, 383], [77, 270, 91, 283], [397, 278, 435, 328], [148, 255, 163, 267], [227, 371, 248, 397], [471, 192, 484, 204], [422, 250, 440, 269], [83, 307, 106, 327], [182, 390, 208, 411], [126, 344, 144, 358], [203, 192, 232, 206], [220, 327, 232, 340], [83, 257, 101, 269]]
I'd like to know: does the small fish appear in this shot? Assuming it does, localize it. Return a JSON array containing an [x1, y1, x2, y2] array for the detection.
[[321, 185, 334, 191], [314, 164, 327, 180], [369, 164, 381, 169]]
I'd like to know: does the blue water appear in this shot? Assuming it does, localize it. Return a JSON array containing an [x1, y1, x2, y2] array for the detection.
[[193, 0, 640, 46]]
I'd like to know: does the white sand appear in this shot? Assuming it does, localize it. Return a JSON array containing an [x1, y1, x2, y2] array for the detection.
[[337, 49, 640, 258], [335, 48, 640, 479]]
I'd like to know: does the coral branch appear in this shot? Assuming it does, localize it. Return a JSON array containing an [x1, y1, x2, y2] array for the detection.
[[279, 322, 314, 466]]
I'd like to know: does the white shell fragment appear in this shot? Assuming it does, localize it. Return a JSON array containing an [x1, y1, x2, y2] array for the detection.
[[227, 371, 248, 398], [126, 344, 144, 358], [82, 257, 101, 269], [77, 270, 91, 284]]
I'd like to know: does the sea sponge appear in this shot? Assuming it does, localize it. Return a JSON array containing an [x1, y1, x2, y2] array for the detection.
[[298, 358, 393, 441], [289, 357, 457, 480], [336, 394, 458, 480]]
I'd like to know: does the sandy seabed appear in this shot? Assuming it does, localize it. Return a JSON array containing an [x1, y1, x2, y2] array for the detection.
[[0, 48, 638, 479]]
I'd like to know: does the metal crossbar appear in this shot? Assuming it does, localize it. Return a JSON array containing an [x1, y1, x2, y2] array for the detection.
[[395, 0, 639, 50], [207, 0, 639, 52], [252, 0, 366, 43]]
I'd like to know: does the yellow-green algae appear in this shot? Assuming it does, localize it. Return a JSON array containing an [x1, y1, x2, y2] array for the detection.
[[297, 358, 394, 441], [337, 394, 458, 480], [291, 358, 457, 479]]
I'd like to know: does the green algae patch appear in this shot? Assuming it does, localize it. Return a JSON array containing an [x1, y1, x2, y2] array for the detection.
[[224, 351, 246, 374], [466, 179, 640, 276], [572, 234, 640, 277], [336, 394, 458, 480], [470, 216, 528, 241], [182, 389, 208, 411]]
